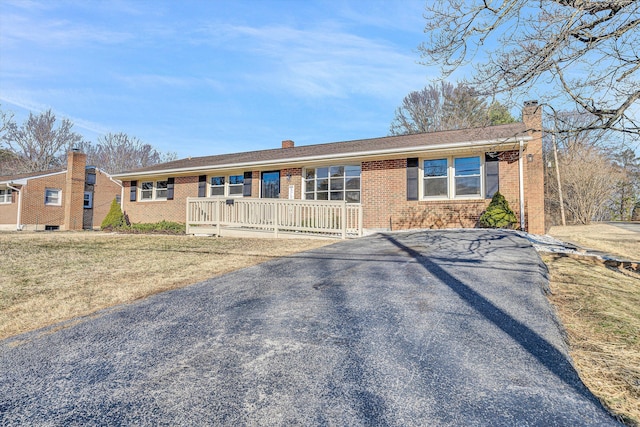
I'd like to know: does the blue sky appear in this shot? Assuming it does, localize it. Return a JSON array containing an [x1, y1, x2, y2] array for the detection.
[[0, 0, 439, 158]]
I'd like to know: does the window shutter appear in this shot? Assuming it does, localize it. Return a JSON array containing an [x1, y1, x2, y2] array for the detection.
[[130, 180, 137, 202], [243, 171, 252, 197], [167, 177, 175, 200], [198, 175, 207, 197], [406, 158, 419, 201], [485, 154, 500, 198]]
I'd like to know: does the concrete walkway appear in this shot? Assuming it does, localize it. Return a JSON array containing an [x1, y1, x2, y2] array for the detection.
[[0, 230, 619, 426]]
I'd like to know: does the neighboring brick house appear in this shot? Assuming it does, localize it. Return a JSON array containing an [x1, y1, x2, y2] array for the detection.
[[0, 150, 122, 231], [113, 102, 545, 234]]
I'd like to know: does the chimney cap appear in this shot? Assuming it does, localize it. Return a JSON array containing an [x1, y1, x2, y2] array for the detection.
[[71, 147, 81, 152], [524, 100, 538, 107]]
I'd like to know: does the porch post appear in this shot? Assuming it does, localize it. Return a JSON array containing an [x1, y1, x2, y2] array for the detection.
[[341, 201, 347, 239]]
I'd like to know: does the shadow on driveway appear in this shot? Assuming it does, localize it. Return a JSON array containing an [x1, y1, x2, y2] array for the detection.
[[0, 230, 620, 426]]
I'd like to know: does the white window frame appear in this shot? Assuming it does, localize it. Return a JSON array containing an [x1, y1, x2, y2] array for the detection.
[[303, 164, 361, 203], [209, 174, 244, 197], [420, 155, 484, 200], [45, 188, 62, 206], [139, 180, 168, 201], [0, 188, 11, 204], [423, 158, 449, 199], [453, 156, 482, 198], [84, 191, 93, 209]]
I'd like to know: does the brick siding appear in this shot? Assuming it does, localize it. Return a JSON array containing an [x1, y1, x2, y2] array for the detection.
[[122, 175, 199, 224]]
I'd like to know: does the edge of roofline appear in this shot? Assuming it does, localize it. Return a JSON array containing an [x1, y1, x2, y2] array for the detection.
[[112, 135, 532, 179], [0, 170, 67, 185]]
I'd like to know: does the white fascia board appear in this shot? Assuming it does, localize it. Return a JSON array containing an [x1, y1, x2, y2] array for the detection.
[[113, 136, 531, 179], [0, 170, 67, 185]]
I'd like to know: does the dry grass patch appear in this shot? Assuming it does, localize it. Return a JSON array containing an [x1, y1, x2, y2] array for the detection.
[[0, 232, 331, 340], [548, 223, 640, 261], [544, 254, 640, 426]]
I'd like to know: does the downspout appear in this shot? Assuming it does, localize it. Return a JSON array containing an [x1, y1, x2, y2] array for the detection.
[[518, 139, 526, 231], [6, 183, 23, 231]]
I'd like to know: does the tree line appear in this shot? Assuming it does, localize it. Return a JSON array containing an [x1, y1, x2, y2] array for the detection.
[[0, 107, 176, 176]]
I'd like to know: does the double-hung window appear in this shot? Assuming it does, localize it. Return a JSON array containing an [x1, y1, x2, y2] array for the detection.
[[140, 180, 168, 200], [454, 157, 481, 197], [210, 175, 244, 197], [423, 159, 448, 198], [0, 189, 11, 204], [305, 165, 361, 203], [422, 155, 482, 199], [228, 175, 244, 196], [210, 177, 225, 196], [45, 188, 61, 205]]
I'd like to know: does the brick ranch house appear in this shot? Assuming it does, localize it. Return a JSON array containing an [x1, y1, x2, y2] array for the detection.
[[0, 150, 122, 231], [113, 102, 544, 236]]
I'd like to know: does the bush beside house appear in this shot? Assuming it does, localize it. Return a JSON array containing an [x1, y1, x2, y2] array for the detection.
[[479, 192, 518, 229]]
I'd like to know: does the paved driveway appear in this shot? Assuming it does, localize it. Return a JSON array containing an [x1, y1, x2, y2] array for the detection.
[[0, 230, 619, 426], [607, 221, 640, 234]]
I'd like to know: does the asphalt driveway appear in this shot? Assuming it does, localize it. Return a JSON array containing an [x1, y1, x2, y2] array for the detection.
[[0, 230, 619, 426]]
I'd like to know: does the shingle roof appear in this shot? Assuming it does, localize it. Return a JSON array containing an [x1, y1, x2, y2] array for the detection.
[[114, 122, 528, 177], [0, 169, 65, 183]]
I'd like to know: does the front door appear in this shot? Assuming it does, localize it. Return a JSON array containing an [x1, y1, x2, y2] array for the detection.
[[261, 171, 280, 198]]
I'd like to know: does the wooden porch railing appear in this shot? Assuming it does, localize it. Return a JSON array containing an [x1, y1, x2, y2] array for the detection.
[[186, 198, 363, 239]]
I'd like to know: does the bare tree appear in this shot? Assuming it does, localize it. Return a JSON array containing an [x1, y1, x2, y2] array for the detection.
[[390, 81, 514, 135], [419, 1, 640, 138], [560, 144, 621, 224], [85, 132, 177, 174], [1, 109, 84, 173], [609, 147, 640, 220]]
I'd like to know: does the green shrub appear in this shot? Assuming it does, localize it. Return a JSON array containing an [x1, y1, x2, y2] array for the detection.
[[128, 220, 185, 234], [101, 199, 126, 230], [479, 192, 518, 229]]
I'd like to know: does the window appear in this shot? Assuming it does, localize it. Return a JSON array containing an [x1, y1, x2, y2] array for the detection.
[[0, 189, 11, 204], [86, 172, 96, 185], [210, 176, 225, 196], [228, 175, 244, 195], [155, 180, 168, 199], [423, 159, 448, 198], [45, 188, 61, 205], [83, 192, 93, 209], [421, 155, 482, 199], [210, 175, 245, 197], [140, 181, 168, 201], [141, 182, 154, 200], [305, 165, 361, 203], [454, 157, 481, 196]]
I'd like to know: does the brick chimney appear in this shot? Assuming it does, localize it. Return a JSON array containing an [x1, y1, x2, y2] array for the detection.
[[522, 101, 545, 234], [282, 140, 294, 149], [64, 149, 86, 230]]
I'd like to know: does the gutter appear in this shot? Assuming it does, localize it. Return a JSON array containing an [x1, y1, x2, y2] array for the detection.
[[518, 139, 526, 231], [6, 183, 23, 231], [112, 135, 533, 180]]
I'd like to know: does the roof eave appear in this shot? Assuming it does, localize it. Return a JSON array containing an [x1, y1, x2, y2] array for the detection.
[[112, 135, 532, 179]]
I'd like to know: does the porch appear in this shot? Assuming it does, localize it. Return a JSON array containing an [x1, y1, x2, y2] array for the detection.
[[186, 198, 363, 239]]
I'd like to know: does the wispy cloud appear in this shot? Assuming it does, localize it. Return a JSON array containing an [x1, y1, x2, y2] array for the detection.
[[196, 22, 426, 100], [0, 93, 112, 136], [0, 12, 132, 48]]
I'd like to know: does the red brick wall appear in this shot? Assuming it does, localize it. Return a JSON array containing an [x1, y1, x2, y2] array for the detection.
[[64, 151, 86, 230], [122, 176, 199, 224], [90, 171, 122, 229], [362, 158, 493, 230], [280, 168, 302, 199], [523, 103, 545, 234], [21, 173, 67, 229], [0, 191, 19, 228]]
